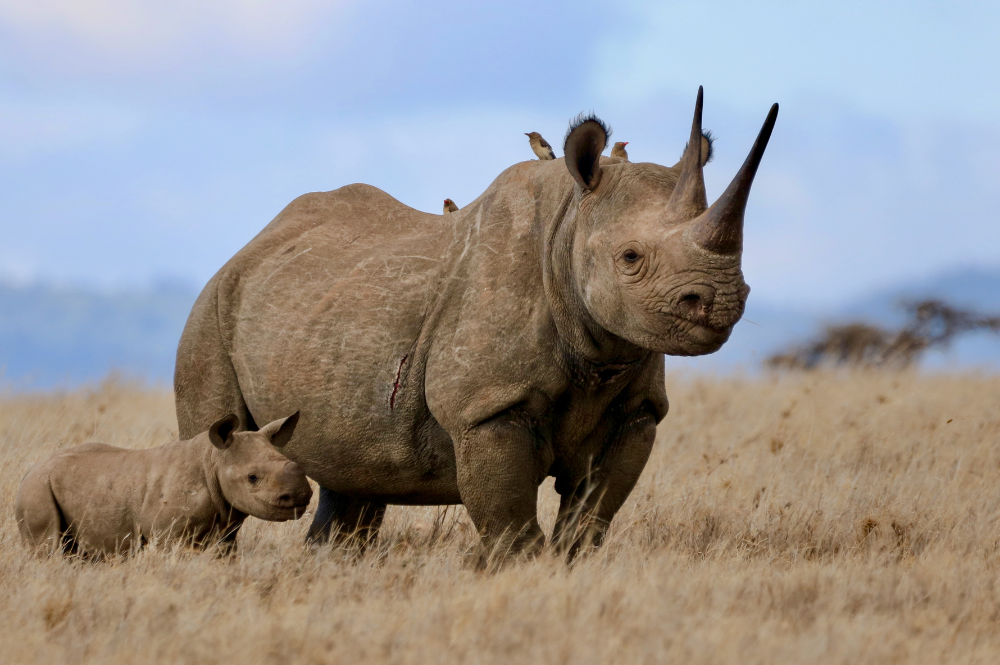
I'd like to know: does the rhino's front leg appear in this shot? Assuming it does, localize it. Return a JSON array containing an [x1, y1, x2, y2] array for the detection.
[[306, 487, 386, 550], [455, 415, 551, 569], [552, 407, 657, 560]]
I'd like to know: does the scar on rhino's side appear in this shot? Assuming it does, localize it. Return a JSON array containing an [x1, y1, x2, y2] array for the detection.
[[389, 355, 408, 410]]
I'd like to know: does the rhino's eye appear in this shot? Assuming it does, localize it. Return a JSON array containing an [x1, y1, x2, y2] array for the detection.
[[622, 249, 640, 263], [247, 474, 259, 485]]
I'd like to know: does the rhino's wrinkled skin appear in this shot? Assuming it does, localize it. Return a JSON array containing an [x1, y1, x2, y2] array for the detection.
[[175, 89, 778, 563], [15, 413, 311, 556]]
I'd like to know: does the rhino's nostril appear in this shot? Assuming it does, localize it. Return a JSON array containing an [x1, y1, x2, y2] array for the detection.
[[278, 494, 291, 503], [677, 287, 720, 324], [679, 291, 710, 314]]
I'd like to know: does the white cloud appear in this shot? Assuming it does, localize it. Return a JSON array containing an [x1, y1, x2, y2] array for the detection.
[[0, 0, 349, 72]]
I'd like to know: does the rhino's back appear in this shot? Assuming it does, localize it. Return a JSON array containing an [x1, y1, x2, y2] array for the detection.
[[253, 183, 441, 247], [211, 184, 467, 501]]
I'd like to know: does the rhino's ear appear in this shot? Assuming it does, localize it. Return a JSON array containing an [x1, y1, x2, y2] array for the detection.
[[679, 131, 715, 168], [700, 130, 715, 166], [208, 414, 240, 450], [564, 113, 610, 191], [260, 411, 300, 449]]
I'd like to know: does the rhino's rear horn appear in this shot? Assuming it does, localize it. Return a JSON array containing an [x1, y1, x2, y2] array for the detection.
[[666, 86, 709, 218], [564, 113, 610, 191], [691, 103, 779, 255]]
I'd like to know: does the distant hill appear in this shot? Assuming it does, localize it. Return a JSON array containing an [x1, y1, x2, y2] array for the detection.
[[4, 267, 1000, 388], [0, 280, 198, 388]]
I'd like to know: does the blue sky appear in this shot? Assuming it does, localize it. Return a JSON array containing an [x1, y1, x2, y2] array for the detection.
[[1, 0, 998, 306]]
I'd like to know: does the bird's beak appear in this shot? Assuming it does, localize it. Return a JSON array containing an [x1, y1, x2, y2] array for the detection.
[[622, 142, 629, 146], [524, 133, 530, 136]]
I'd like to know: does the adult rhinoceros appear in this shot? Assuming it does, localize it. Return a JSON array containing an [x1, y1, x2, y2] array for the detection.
[[175, 88, 778, 563]]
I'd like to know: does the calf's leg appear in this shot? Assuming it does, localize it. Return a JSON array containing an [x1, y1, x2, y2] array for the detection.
[[14, 476, 67, 555]]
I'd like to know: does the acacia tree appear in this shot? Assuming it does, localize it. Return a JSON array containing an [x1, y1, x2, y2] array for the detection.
[[766, 300, 1000, 370]]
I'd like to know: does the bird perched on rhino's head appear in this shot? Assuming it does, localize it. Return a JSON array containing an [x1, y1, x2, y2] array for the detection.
[[610, 141, 629, 160], [525, 132, 556, 160], [443, 199, 459, 214]]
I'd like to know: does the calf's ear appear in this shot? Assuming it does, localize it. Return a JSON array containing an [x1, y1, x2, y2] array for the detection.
[[564, 113, 610, 191], [209, 414, 240, 450], [261, 411, 300, 449]]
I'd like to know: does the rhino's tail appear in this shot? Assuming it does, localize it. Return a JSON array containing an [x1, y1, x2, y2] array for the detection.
[[174, 274, 255, 438]]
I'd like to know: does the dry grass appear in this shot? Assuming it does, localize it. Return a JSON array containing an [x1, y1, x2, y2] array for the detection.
[[2, 372, 1000, 663]]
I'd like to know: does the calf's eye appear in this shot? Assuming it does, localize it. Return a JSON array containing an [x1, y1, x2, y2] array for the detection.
[[248, 474, 259, 485]]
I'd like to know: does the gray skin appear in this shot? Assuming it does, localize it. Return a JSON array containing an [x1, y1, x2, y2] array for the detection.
[[14, 413, 311, 557], [174, 88, 778, 564]]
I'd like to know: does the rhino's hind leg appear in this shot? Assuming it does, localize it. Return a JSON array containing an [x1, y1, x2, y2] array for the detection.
[[306, 488, 386, 550], [14, 475, 70, 556]]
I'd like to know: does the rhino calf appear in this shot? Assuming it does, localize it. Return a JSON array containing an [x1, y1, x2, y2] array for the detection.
[[14, 412, 312, 557]]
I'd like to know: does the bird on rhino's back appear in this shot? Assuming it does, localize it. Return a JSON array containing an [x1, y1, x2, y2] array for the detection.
[[525, 131, 556, 160], [174, 87, 778, 566]]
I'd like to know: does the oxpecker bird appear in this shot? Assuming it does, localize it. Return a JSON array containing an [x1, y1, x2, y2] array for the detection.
[[443, 198, 459, 214], [525, 132, 556, 160], [611, 141, 629, 160]]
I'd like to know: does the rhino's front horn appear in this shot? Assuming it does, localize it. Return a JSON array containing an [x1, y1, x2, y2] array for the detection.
[[666, 86, 709, 219], [691, 103, 779, 255]]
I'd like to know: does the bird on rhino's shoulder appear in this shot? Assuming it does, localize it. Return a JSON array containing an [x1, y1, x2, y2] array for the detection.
[[443, 198, 459, 214], [610, 141, 629, 160], [525, 131, 556, 160], [611, 130, 714, 165], [174, 86, 779, 569]]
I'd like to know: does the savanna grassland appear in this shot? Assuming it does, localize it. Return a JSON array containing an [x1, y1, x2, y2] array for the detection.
[[2, 372, 1000, 664]]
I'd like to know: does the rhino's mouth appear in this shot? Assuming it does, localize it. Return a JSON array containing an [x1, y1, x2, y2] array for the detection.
[[268, 506, 309, 521], [683, 320, 732, 345], [663, 313, 735, 355], [261, 498, 311, 521], [660, 308, 734, 335], [686, 316, 733, 335]]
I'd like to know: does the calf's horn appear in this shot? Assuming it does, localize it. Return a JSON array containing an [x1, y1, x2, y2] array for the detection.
[[691, 103, 779, 255], [666, 86, 708, 219]]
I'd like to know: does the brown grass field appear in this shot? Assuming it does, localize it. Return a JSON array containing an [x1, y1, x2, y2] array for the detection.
[[2, 371, 1000, 663]]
